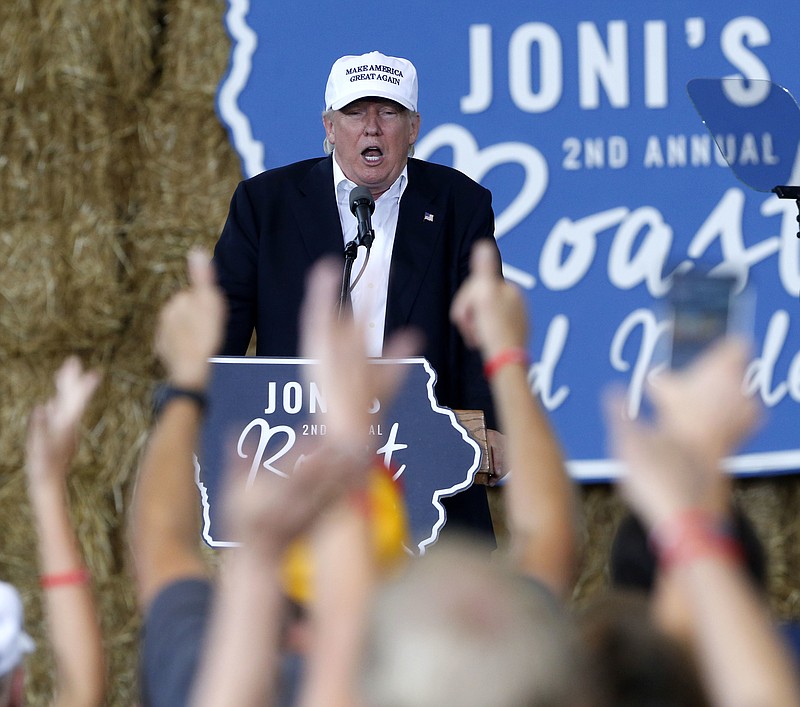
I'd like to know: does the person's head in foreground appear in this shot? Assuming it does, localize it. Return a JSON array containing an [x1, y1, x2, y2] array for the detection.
[[359, 537, 595, 707], [579, 590, 709, 707]]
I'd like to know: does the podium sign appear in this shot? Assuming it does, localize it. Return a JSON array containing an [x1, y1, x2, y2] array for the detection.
[[196, 357, 482, 553]]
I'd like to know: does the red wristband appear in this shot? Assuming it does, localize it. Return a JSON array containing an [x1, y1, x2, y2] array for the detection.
[[483, 347, 529, 380], [40, 568, 90, 589], [650, 509, 743, 571]]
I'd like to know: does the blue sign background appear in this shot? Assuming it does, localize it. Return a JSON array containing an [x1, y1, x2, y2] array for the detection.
[[217, 1, 800, 480]]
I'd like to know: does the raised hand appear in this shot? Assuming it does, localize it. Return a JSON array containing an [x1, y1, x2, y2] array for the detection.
[[24, 355, 106, 707], [155, 249, 227, 389], [450, 239, 527, 359], [648, 338, 759, 466], [26, 356, 101, 484], [607, 338, 760, 528]]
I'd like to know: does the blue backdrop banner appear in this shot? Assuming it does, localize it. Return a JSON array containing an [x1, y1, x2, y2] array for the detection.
[[216, 1, 800, 481]]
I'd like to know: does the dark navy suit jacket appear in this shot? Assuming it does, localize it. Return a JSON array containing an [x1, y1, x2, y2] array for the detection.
[[213, 155, 499, 534], [214, 155, 498, 424]]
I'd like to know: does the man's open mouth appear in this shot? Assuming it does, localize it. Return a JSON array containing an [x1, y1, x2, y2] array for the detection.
[[362, 147, 383, 163]]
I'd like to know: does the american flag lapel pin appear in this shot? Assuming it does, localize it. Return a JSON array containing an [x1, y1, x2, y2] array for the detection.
[[424, 212, 434, 222]]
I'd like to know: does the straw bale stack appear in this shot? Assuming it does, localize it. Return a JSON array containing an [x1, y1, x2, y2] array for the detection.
[[0, 0, 236, 702]]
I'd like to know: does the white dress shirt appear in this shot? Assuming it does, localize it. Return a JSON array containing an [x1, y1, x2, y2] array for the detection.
[[332, 157, 408, 356]]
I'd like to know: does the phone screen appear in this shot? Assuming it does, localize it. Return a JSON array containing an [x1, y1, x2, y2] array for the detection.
[[668, 271, 737, 369]]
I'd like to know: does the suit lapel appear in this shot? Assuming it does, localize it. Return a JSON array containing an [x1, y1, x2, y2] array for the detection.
[[387, 159, 444, 330], [290, 158, 443, 331], [292, 156, 344, 260]]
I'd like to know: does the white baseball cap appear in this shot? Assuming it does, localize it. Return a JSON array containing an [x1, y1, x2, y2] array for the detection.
[[325, 51, 418, 112], [0, 582, 35, 677]]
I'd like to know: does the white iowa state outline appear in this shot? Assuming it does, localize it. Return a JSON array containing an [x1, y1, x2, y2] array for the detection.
[[195, 357, 482, 554]]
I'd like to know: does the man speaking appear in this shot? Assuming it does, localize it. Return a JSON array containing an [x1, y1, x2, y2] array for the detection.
[[213, 51, 503, 537]]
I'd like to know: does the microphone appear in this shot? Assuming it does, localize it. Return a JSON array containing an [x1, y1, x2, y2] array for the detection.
[[349, 186, 375, 249]]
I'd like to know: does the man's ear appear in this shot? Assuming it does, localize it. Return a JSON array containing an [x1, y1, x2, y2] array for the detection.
[[408, 112, 421, 146], [322, 114, 335, 147]]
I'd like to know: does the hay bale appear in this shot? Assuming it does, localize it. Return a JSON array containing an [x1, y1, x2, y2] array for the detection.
[[158, 0, 231, 94], [0, 3, 47, 97], [564, 476, 800, 619], [0, 212, 131, 357], [0, 351, 151, 494], [0, 358, 54, 474], [0, 91, 122, 224], [132, 92, 241, 231], [0, 0, 157, 101], [0, 469, 32, 550], [0, 351, 151, 498], [80, 0, 160, 101], [571, 485, 627, 607], [96, 574, 142, 705], [0, 471, 125, 581], [90, 360, 154, 494], [120, 222, 223, 359], [736, 477, 800, 619]]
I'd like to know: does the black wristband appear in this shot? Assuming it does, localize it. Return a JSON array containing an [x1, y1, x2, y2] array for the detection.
[[152, 384, 207, 419]]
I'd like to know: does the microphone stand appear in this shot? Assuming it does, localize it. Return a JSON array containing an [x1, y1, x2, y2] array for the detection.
[[340, 185, 376, 320], [338, 238, 360, 321]]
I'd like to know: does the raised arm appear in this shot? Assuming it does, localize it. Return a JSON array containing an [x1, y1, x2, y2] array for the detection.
[[188, 442, 375, 707], [297, 262, 417, 707], [130, 249, 227, 611], [189, 260, 417, 707], [450, 241, 578, 597], [25, 357, 105, 707], [605, 339, 800, 707]]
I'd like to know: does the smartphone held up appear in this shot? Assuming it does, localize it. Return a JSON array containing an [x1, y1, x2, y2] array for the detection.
[[665, 270, 753, 370]]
